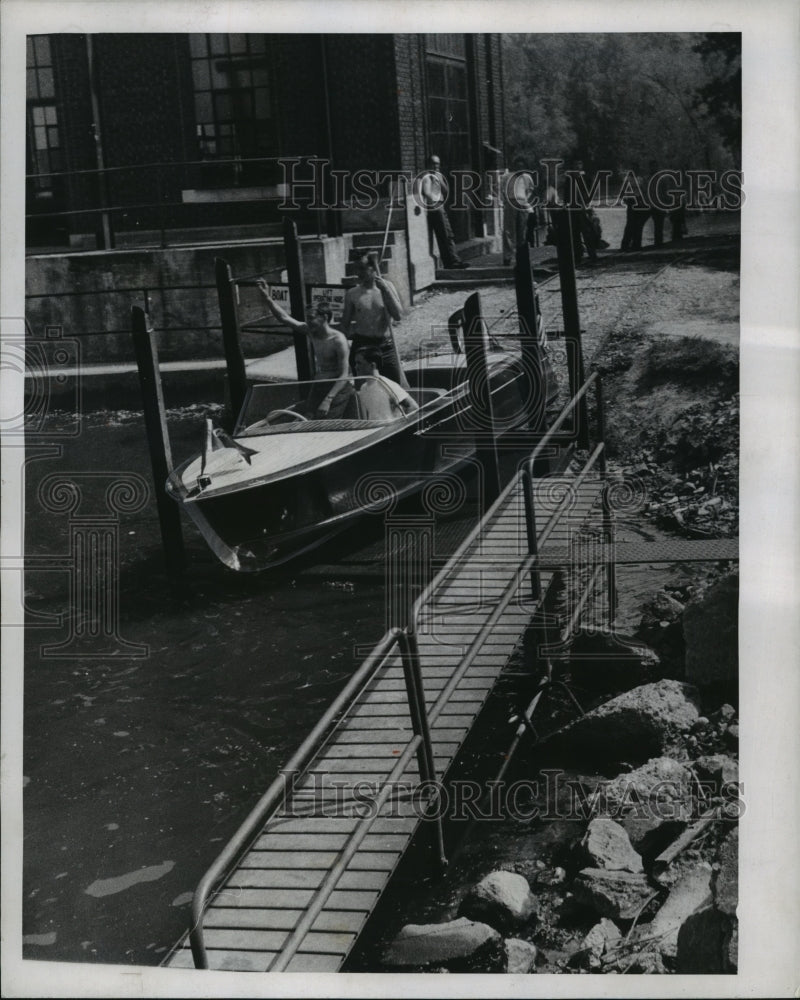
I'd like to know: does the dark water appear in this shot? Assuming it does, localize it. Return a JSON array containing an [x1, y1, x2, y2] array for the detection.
[[20, 415, 695, 968], [21, 415, 395, 966]]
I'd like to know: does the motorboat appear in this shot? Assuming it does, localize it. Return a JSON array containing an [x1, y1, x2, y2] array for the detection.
[[165, 347, 535, 571]]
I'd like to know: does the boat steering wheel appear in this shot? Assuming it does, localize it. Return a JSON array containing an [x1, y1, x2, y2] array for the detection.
[[264, 408, 308, 425]]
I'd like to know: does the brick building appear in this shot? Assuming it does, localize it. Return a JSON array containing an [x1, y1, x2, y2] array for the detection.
[[26, 32, 506, 250]]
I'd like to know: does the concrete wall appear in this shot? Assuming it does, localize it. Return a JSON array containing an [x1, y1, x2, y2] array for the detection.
[[25, 230, 416, 366]]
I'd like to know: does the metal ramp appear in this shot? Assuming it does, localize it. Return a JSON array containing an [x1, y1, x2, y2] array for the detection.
[[165, 463, 604, 972], [165, 371, 737, 973]]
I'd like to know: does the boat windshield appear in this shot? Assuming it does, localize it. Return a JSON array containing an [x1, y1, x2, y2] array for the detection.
[[236, 377, 414, 436]]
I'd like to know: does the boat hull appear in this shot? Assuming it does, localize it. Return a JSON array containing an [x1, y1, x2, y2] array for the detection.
[[168, 355, 532, 571]]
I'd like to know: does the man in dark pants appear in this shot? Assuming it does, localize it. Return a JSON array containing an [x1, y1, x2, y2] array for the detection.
[[340, 254, 409, 388], [646, 159, 666, 247], [420, 154, 469, 269], [621, 163, 648, 251]]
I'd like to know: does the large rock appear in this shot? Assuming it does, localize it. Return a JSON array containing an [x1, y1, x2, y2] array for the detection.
[[581, 917, 622, 964], [713, 828, 738, 917], [581, 818, 643, 873], [683, 574, 738, 688], [646, 863, 713, 959], [675, 903, 726, 973], [504, 938, 537, 973], [694, 753, 739, 793], [383, 918, 501, 967], [647, 590, 686, 623], [601, 756, 694, 850], [572, 868, 655, 920], [458, 870, 536, 931], [567, 629, 660, 693], [551, 679, 702, 761]]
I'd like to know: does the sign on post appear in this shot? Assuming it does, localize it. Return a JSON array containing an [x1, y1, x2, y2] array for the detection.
[[308, 284, 347, 324], [260, 283, 291, 329]]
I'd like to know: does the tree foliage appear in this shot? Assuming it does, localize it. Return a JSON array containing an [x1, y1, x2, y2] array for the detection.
[[503, 34, 741, 178], [693, 32, 742, 160]]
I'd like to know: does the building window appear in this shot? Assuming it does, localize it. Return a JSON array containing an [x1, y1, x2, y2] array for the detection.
[[189, 34, 275, 184], [425, 34, 470, 172], [26, 35, 62, 196]]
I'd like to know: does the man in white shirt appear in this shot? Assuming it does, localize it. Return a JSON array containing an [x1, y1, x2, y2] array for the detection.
[[420, 154, 469, 269], [354, 348, 418, 420]]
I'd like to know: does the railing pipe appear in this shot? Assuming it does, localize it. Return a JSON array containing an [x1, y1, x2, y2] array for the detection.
[[595, 377, 617, 626], [189, 627, 409, 969], [522, 469, 541, 601], [412, 372, 599, 630], [399, 629, 447, 869], [267, 729, 425, 972], [523, 371, 599, 482]]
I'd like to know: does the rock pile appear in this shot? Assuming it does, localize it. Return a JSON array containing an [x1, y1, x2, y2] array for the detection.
[[378, 573, 739, 976]]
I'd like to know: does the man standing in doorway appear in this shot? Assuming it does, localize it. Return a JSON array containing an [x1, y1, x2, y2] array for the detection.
[[420, 154, 469, 269]]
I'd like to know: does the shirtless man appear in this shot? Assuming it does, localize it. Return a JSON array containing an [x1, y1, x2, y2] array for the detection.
[[339, 253, 409, 388], [257, 279, 354, 418]]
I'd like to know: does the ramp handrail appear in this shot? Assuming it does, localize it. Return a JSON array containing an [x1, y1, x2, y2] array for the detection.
[[410, 370, 603, 631], [188, 626, 439, 969], [407, 370, 610, 736], [187, 371, 611, 972]]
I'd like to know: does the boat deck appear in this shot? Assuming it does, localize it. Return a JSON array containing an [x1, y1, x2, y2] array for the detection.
[[165, 469, 605, 973]]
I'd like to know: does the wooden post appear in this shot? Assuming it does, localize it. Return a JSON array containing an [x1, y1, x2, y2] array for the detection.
[[551, 207, 589, 448], [215, 256, 248, 428], [514, 241, 547, 436], [462, 291, 501, 510], [283, 216, 314, 382], [131, 305, 186, 579]]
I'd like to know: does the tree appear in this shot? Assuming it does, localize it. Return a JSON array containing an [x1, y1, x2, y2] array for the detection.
[[502, 34, 737, 182], [693, 33, 741, 164]]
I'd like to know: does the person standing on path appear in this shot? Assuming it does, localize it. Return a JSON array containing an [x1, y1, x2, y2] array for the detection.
[[645, 159, 666, 248], [620, 162, 647, 251], [420, 154, 469, 269], [502, 155, 537, 265], [339, 253, 409, 388]]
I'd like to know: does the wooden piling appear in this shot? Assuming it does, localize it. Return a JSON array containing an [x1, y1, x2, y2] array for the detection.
[[551, 208, 589, 448], [462, 291, 501, 510], [283, 216, 314, 382], [215, 256, 248, 428], [131, 305, 186, 579], [514, 241, 548, 436]]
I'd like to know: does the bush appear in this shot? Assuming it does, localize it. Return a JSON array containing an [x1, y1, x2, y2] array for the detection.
[[639, 336, 738, 390]]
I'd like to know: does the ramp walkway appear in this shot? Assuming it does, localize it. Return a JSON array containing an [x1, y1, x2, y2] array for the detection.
[[164, 372, 737, 974]]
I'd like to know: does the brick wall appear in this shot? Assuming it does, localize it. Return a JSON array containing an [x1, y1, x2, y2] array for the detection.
[[324, 35, 400, 174], [393, 35, 427, 176], [94, 35, 194, 216], [34, 32, 506, 243], [272, 35, 327, 161]]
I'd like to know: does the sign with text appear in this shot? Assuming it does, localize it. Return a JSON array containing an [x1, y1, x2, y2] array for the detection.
[[308, 284, 347, 324], [266, 283, 291, 308], [258, 283, 291, 329]]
